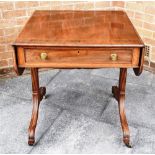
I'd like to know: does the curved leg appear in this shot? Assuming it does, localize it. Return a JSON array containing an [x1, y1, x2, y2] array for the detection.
[[28, 93, 39, 145], [119, 94, 131, 148], [112, 68, 131, 148], [28, 68, 46, 145]]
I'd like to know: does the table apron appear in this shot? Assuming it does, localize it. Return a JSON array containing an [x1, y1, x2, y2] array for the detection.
[[16, 47, 141, 68]]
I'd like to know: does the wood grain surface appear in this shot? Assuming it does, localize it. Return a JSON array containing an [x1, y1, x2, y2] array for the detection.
[[13, 10, 144, 47]]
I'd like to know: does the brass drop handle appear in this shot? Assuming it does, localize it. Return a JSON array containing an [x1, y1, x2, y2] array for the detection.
[[40, 52, 47, 60], [110, 53, 118, 61]]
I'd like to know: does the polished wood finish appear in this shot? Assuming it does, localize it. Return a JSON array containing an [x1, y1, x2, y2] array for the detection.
[[112, 68, 131, 147], [25, 48, 132, 64], [13, 46, 25, 75], [16, 47, 140, 68], [13, 10, 144, 74], [133, 48, 145, 76], [14, 10, 144, 47], [28, 68, 46, 145], [13, 10, 145, 147]]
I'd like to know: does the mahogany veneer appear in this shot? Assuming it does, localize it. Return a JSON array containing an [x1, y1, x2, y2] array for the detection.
[[13, 10, 145, 147]]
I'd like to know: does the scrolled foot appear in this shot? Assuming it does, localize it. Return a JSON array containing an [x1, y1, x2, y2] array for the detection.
[[28, 128, 35, 145], [28, 136, 35, 146], [123, 134, 132, 148]]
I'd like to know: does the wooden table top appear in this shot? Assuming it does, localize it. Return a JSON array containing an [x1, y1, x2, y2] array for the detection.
[[14, 10, 144, 48]]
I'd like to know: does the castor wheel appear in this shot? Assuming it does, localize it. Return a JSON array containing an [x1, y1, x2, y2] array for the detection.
[[28, 136, 35, 146], [123, 135, 132, 148]]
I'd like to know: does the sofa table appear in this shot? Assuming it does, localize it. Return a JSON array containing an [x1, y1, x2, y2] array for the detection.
[[13, 10, 145, 147]]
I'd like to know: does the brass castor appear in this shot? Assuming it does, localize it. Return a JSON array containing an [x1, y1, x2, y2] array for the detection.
[[28, 136, 35, 146], [123, 135, 132, 148]]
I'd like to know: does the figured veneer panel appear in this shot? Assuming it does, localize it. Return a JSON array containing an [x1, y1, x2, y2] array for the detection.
[[13, 10, 144, 47], [26, 48, 132, 63]]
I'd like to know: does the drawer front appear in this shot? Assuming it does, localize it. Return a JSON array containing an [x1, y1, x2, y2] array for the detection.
[[17, 48, 140, 68]]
